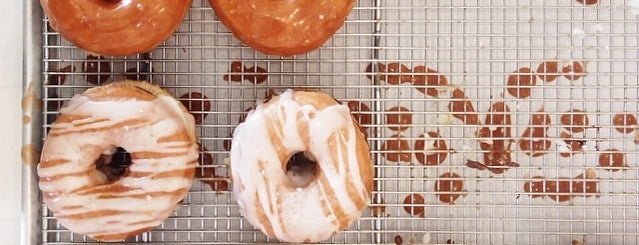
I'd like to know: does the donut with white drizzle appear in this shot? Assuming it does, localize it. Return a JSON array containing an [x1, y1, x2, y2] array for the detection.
[[230, 89, 374, 243], [38, 80, 199, 241]]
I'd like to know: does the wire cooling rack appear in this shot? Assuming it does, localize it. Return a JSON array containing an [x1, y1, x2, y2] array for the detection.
[[25, 0, 639, 244]]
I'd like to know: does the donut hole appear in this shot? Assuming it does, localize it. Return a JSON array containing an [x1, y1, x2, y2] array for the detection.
[[95, 147, 132, 182], [285, 151, 318, 188]]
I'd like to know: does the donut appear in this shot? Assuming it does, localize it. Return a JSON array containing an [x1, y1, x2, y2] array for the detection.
[[230, 90, 374, 242], [37, 80, 199, 241], [40, 0, 192, 56], [208, 0, 356, 56]]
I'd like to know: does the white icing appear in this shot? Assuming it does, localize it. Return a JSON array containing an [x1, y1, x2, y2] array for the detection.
[[421, 232, 432, 244], [555, 139, 571, 153], [420, 136, 437, 152], [230, 90, 371, 243], [38, 88, 198, 241]]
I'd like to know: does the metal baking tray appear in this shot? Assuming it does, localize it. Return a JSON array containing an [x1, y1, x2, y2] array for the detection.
[[22, 0, 639, 244]]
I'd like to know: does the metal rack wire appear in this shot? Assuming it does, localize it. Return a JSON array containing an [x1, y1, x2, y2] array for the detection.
[[31, 0, 639, 244]]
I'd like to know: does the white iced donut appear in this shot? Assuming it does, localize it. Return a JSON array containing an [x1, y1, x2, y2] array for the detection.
[[37, 80, 199, 241], [230, 89, 374, 243]]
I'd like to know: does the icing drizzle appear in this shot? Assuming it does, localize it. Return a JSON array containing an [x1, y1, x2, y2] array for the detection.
[[230, 90, 372, 242], [38, 88, 198, 241]]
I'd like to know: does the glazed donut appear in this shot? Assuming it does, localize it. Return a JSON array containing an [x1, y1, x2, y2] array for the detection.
[[40, 0, 192, 56], [230, 90, 374, 242], [37, 80, 199, 241], [208, 0, 356, 56]]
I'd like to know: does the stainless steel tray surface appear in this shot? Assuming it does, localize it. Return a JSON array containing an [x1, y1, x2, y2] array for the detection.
[[25, 0, 639, 244]]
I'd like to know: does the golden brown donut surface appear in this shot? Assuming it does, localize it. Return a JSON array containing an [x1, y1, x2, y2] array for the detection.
[[208, 0, 356, 56], [40, 0, 192, 55]]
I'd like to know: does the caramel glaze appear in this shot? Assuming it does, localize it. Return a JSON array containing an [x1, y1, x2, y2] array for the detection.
[[560, 109, 589, 133], [48, 65, 74, 86], [448, 88, 479, 125], [577, 0, 599, 5], [225, 61, 244, 81], [536, 60, 559, 82], [364, 62, 449, 97], [179, 92, 211, 125], [223, 61, 268, 84], [196, 146, 229, 192], [365, 62, 386, 81], [560, 131, 586, 157], [507, 67, 536, 99], [346, 101, 372, 134], [124, 53, 153, 81], [414, 131, 448, 166], [47, 94, 64, 113], [519, 111, 552, 157], [476, 102, 516, 174], [41, 0, 192, 55], [46, 65, 72, 122], [598, 149, 627, 172], [402, 193, 425, 217], [412, 65, 448, 97], [22, 144, 36, 166], [612, 113, 637, 134], [385, 63, 412, 84], [125, 67, 152, 82], [365, 62, 411, 85], [562, 61, 586, 81], [197, 146, 215, 178], [524, 169, 598, 202], [394, 235, 403, 245], [223, 132, 233, 152], [435, 172, 463, 204], [577, 0, 598, 4], [83, 55, 111, 85], [382, 134, 411, 162], [466, 159, 519, 173], [386, 106, 412, 131], [208, 0, 356, 56]]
